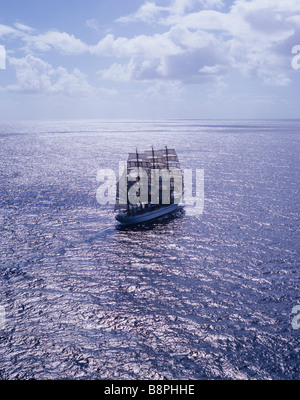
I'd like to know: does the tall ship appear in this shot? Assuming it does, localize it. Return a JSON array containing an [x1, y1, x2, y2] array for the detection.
[[115, 146, 184, 225]]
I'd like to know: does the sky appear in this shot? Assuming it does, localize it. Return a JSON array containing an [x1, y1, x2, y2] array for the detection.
[[0, 0, 300, 120]]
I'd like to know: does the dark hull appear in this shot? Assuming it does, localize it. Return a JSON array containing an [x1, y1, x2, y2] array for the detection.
[[115, 204, 181, 225]]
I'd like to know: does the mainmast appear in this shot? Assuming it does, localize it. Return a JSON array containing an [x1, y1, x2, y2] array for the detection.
[[135, 148, 141, 205], [165, 146, 169, 171], [152, 146, 156, 169], [136, 148, 140, 169]]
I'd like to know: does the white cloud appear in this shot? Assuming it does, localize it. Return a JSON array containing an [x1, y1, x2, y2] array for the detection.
[[0, 24, 18, 38], [86, 19, 100, 32], [91, 30, 183, 59], [1, 24, 89, 56], [14, 22, 35, 33], [118, 0, 225, 22], [2, 0, 300, 90], [51, 67, 94, 95], [286, 15, 300, 27], [111, 0, 300, 86], [117, 2, 169, 24], [98, 62, 134, 82], [170, 0, 225, 14], [164, 9, 231, 30], [144, 80, 184, 99], [8, 55, 53, 93], [96, 24, 231, 83], [227, 0, 300, 85], [25, 31, 89, 54], [7, 55, 94, 95]]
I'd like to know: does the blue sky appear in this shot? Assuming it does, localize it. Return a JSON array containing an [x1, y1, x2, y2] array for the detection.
[[0, 0, 300, 119]]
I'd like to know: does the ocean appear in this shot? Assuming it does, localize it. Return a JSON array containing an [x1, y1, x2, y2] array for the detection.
[[0, 119, 299, 380]]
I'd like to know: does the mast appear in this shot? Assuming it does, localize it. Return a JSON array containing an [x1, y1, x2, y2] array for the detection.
[[136, 148, 140, 169], [152, 146, 156, 169], [165, 146, 169, 171], [135, 148, 141, 206]]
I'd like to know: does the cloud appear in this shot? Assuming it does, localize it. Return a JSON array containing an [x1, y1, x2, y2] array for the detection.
[[1, 24, 89, 57], [119, 0, 300, 86], [144, 80, 184, 99], [14, 22, 35, 33], [98, 62, 133, 82], [226, 0, 300, 85], [101, 0, 300, 86], [90, 30, 184, 59], [2, 0, 300, 90], [24, 31, 89, 54], [86, 19, 100, 32], [170, 0, 225, 14], [118, 0, 225, 23], [0, 24, 18, 38], [117, 2, 169, 24], [7, 55, 94, 95], [97, 25, 231, 83]]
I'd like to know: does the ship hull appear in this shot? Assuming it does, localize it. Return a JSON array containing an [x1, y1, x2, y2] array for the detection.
[[115, 204, 181, 225]]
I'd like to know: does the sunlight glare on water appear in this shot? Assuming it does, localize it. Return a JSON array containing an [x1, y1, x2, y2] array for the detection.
[[0, 119, 299, 379]]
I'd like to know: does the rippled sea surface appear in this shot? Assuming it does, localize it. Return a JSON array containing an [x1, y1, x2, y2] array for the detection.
[[0, 119, 299, 380]]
